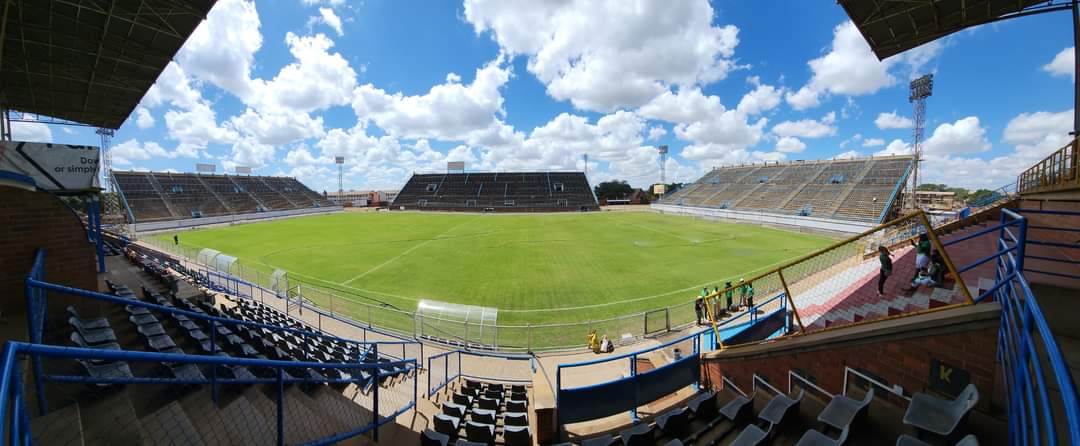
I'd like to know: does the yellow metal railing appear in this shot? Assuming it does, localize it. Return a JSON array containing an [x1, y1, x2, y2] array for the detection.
[[704, 210, 974, 350], [1018, 137, 1080, 195]]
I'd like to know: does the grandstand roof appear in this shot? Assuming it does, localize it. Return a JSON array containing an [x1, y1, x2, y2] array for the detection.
[[838, 0, 1072, 60], [0, 0, 217, 129]]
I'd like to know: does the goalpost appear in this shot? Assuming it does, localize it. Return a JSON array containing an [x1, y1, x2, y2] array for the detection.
[[415, 299, 499, 348]]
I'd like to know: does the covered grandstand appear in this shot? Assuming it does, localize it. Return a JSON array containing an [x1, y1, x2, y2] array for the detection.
[[392, 171, 600, 212], [112, 171, 336, 223]]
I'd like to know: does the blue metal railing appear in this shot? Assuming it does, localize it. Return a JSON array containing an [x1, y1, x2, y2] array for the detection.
[[991, 209, 1080, 445], [427, 349, 534, 397], [554, 292, 785, 427], [969, 182, 1017, 208], [0, 341, 417, 446], [877, 157, 913, 224]]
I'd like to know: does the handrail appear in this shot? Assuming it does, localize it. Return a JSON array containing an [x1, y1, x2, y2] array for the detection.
[[842, 366, 908, 401], [720, 375, 746, 397], [995, 209, 1080, 444], [878, 157, 913, 223], [787, 370, 833, 399], [752, 373, 783, 395], [0, 340, 418, 446], [427, 349, 534, 396]]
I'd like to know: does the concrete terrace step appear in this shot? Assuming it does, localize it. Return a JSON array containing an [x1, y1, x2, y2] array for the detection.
[[79, 390, 146, 446], [30, 402, 84, 446], [179, 387, 276, 446], [138, 400, 206, 446]]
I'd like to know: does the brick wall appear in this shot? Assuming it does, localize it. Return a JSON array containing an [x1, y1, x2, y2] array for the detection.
[[0, 185, 98, 340], [701, 304, 1002, 413]]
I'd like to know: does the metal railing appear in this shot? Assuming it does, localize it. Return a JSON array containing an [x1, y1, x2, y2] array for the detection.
[[1018, 137, 1079, 195], [992, 209, 1080, 445], [427, 350, 534, 397], [0, 341, 418, 446], [1010, 208, 1080, 281]]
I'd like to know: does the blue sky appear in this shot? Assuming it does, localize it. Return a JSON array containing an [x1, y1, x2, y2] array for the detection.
[[11, 0, 1077, 191]]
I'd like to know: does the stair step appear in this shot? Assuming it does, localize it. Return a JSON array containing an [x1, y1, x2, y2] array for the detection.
[[288, 386, 352, 439], [80, 390, 145, 446], [179, 387, 276, 446], [31, 402, 84, 446], [138, 400, 206, 445], [244, 385, 325, 444], [307, 386, 374, 436]]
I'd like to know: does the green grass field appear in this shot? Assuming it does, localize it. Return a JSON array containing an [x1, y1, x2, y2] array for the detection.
[[159, 211, 831, 330]]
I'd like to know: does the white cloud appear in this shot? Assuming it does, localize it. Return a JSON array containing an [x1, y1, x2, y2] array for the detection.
[[302, 0, 345, 5], [228, 108, 325, 146], [312, 7, 344, 36], [1043, 47, 1074, 80], [874, 111, 913, 130], [176, 0, 263, 99], [164, 102, 239, 149], [647, 126, 667, 141], [875, 139, 912, 156], [142, 63, 202, 110], [110, 139, 188, 165], [10, 120, 52, 143], [835, 150, 860, 159], [862, 138, 885, 147], [464, 0, 742, 111], [135, 107, 155, 129], [251, 32, 358, 113], [772, 112, 837, 139], [736, 83, 783, 116], [1003, 109, 1072, 154], [352, 58, 510, 141], [775, 136, 806, 153], [922, 116, 991, 155], [786, 21, 941, 110]]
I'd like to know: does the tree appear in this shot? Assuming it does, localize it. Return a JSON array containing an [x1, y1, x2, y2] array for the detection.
[[594, 180, 634, 200], [917, 183, 948, 192], [968, 188, 995, 204]]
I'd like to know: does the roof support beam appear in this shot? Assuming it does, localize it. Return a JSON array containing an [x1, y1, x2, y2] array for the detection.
[[0, 0, 10, 72]]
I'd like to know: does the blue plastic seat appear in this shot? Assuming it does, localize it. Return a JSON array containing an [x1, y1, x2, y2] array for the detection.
[[618, 423, 655, 446], [818, 388, 873, 431], [504, 425, 530, 446], [656, 406, 689, 437], [465, 420, 495, 444], [795, 426, 849, 446]]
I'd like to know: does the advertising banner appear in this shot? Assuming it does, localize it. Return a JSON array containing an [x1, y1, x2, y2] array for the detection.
[[0, 141, 100, 191]]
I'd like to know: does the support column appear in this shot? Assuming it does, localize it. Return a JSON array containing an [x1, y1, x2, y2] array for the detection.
[[1073, 1, 1080, 135]]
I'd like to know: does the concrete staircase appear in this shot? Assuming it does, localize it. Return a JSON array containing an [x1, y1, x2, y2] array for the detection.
[[826, 159, 877, 217], [227, 175, 270, 211], [777, 163, 831, 210], [31, 382, 376, 446], [145, 172, 181, 218], [194, 175, 235, 214]]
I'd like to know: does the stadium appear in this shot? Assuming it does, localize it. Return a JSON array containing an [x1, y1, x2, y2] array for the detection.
[[0, 1, 1078, 446]]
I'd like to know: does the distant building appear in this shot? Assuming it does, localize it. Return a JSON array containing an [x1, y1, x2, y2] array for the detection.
[[326, 190, 399, 207], [915, 190, 956, 211], [600, 189, 649, 205]]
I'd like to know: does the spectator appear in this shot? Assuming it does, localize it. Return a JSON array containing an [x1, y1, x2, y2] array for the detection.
[[738, 278, 747, 308], [877, 245, 893, 297], [173, 234, 179, 245], [745, 281, 755, 308], [713, 286, 721, 318], [724, 281, 734, 312], [694, 295, 704, 325], [911, 252, 946, 289], [911, 233, 931, 281]]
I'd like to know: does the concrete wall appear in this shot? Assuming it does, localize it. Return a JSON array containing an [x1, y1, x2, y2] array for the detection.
[[702, 303, 1002, 413], [651, 203, 875, 235], [0, 186, 98, 339], [133, 206, 344, 233]]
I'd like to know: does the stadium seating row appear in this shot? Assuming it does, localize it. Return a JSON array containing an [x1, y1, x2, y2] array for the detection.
[[392, 171, 599, 211], [663, 156, 912, 223], [112, 171, 335, 222]]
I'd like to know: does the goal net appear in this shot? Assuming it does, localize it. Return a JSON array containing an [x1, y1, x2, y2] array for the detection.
[[415, 299, 499, 348]]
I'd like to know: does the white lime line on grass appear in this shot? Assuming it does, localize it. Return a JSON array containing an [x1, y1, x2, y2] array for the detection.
[[608, 213, 704, 244], [339, 216, 479, 285]]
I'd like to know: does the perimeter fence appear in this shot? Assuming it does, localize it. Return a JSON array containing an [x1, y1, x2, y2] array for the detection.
[[138, 210, 971, 352]]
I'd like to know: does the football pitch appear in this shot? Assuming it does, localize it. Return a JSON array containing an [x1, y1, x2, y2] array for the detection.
[[158, 210, 832, 330]]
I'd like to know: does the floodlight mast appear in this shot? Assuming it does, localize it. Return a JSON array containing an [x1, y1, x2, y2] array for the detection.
[[657, 145, 669, 185], [909, 74, 933, 210], [335, 156, 345, 195], [96, 128, 115, 192]]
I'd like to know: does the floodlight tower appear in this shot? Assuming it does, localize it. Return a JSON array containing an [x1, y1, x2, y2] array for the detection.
[[96, 128, 115, 192], [908, 74, 933, 209], [335, 156, 345, 196], [657, 145, 669, 184]]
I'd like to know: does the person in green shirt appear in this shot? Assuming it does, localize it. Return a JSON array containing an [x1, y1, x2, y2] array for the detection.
[[725, 281, 734, 312], [745, 282, 755, 308], [877, 245, 893, 297]]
